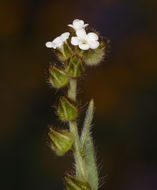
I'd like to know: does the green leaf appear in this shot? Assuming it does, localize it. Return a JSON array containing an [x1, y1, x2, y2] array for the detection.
[[80, 100, 94, 154], [80, 100, 99, 190], [84, 135, 99, 190]]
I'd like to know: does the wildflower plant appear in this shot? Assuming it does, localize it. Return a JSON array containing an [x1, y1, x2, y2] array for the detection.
[[45, 19, 107, 190]]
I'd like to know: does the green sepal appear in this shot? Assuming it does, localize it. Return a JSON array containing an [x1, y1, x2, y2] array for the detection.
[[84, 42, 105, 66], [57, 96, 78, 121], [65, 56, 84, 78], [48, 127, 74, 156], [49, 65, 69, 88], [56, 43, 73, 62], [75, 46, 89, 57], [65, 175, 92, 190], [56, 50, 67, 62], [63, 43, 73, 59]]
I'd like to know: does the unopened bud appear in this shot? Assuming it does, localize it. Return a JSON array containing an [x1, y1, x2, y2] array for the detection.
[[57, 96, 78, 121], [84, 42, 106, 66], [65, 56, 84, 78], [49, 65, 69, 88], [65, 175, 92, 190], [48, 127, 74, 156]]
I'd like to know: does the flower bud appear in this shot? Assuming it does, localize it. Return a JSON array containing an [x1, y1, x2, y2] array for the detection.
[[65, 56, 84, 78], [57, 96, 78, 121], [65, 175, 92, 190], [84, 42, 105, 66], [48, 127, 74, 156], [49, 65, 69, 88]]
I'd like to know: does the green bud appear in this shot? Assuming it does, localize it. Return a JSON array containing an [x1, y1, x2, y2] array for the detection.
[[65, 175, 92, 190], [49, 65, 69, 88], [84, 42, 106, 66], [57, 96, 78, 121], [65, 56, 84, 78], [48, 127, 74, 156]]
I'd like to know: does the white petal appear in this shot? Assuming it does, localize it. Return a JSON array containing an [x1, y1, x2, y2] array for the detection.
[[76, 20, 84, 26], [87, 32, 99, 42], [73, 19, 82, 25], [84, 24, 89, 27], [89, 40, 100, 49], [51, 42, 57, 49], [71, 37, 80, 46], [45, 42, 53, 48], [53, 36, 62, 44], [73, 20, 84, 30], [53, 37, 63, 47], [76, 29, 87, 40], [79, 43, 90, 50], [60, 32, 70, 41], [68, 24, 74, 28]]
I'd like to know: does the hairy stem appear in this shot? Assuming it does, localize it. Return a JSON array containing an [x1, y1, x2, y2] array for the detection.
[[68, 79, 87, 179], [68, 79, 77, 101]]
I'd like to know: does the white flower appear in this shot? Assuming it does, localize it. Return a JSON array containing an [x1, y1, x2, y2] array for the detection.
[[68, 19, 88, 31], [45, 32, 70, 49], [71, 29, 99, 50]]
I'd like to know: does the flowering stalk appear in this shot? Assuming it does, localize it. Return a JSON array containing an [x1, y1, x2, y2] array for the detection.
[[45, 19, 108, 190]]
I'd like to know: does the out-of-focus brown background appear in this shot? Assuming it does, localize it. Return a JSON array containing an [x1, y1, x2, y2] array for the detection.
[[1, 0, 157, 189]]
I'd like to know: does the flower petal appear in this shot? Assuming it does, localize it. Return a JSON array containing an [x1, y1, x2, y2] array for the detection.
[[68, 24, 74, 28], [79, 43, 90, 50], [73, 19, 80, 25], [84, 24, 89, 27], [89, 40, 100, 49], [60, 32, 70, 41], [45, 42, 54, 48], [87, 32, 99, 42], [53, 37, 63, 47], [76, 29, 87, 40], [73, 20, 84, 30], [71, 37, 80, 46]]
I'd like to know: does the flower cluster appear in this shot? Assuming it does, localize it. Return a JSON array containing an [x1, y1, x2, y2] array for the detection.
[[45, 19, 99, 51], [45, 19, 106, 68]]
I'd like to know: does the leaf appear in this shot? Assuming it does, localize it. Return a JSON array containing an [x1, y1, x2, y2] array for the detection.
[[80, 100, 94, 154], [80, 100, 99, 190]]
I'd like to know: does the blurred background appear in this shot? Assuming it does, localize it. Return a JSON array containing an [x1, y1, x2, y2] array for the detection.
[[0, 0, 157, 189]]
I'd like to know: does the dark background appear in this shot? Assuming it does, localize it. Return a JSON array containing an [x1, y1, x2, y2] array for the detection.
[[1, 0, 157, 189]]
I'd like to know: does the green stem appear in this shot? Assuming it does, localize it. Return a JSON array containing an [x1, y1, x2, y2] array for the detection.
[[68, 79, 77, 101], [68, 79, 87, 179]]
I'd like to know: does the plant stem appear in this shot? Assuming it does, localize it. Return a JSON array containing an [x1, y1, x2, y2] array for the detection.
[[68, 79, 77, 101], [68, 79, 87, 179]]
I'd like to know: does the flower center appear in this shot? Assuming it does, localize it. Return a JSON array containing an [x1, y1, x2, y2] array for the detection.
[[82, 40, 87, 44]]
